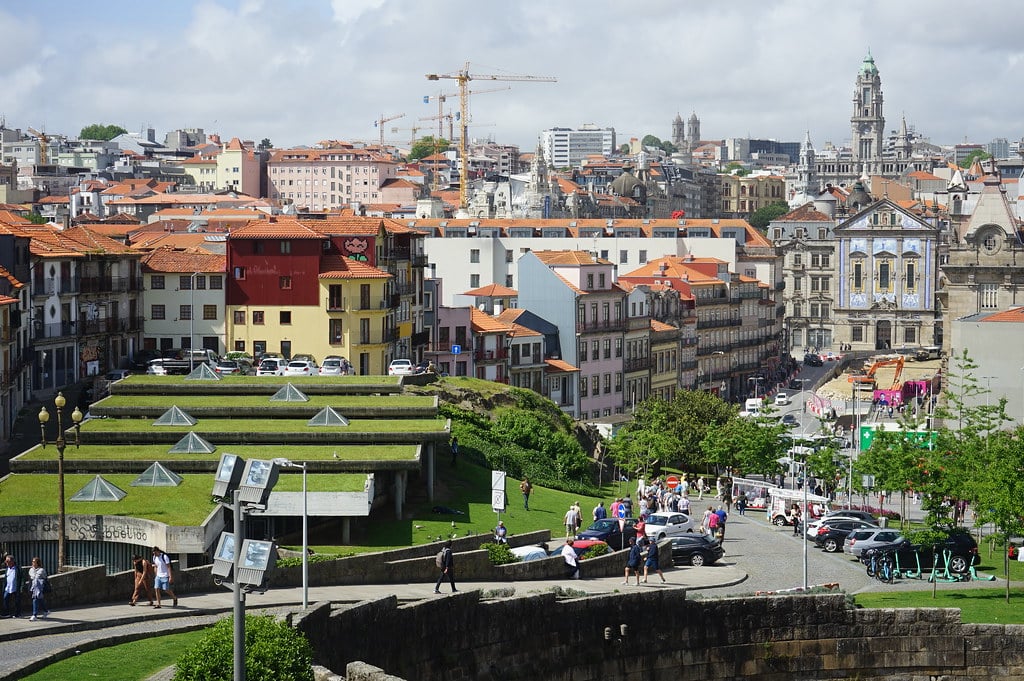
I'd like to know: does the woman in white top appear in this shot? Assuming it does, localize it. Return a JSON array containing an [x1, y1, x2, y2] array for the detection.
[[27, 557, 49, 621]]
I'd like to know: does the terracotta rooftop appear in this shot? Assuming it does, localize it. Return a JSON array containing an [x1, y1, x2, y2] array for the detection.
[[470, 307, 514, 334], [980, 307, 1024, 323], [463, 283, 518, 297], [544, 358, 579, 373], [777, 203, 832, 222], [141, 247, 225, 273], [318, 255, 391, 279], [533, 250, 612, 266]]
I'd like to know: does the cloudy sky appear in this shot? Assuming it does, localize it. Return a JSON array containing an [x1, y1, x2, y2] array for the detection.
[[3, 0, 1022, 152]]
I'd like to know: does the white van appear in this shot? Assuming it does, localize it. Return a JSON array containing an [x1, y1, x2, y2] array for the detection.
[[256, 357, 286, 376], [740, 397, 762, 417]]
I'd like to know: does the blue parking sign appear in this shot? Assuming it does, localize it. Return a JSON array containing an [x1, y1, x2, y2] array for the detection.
[[451, 344, 461, 355]]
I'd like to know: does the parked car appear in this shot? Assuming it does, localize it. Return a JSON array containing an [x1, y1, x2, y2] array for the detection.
[[214, 359, 246, 376], [844, 528, 906, 559], [780, 414, 799, 428], [775, 393, 790, 406], [549, 539, 613, 559], [576, 518, 638, 551], [803, 353, 823, 367], [812, 519, 880, 553], [284, 360, 318, 376], [510, 545, 549, 562], [643, 512, 694, 540], [255, 357, 287, 376], [805, 511, 877, 539], [319, 356, 344, 376], [292, 353, 317, 365], [821, 509, 878, 524], [669, 534, 725, 567], [388, 359, 415, 376], [863, 531, 980, 574], [106, 369, 132, 381]]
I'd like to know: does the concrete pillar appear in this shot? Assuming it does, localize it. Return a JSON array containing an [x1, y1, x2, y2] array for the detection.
[[394, 470, 406, 519], [342, 517, 350, 544], [425, 442, 435, 502]]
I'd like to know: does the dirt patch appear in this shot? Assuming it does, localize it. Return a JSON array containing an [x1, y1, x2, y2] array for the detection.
[[818, 357, 942, 401]]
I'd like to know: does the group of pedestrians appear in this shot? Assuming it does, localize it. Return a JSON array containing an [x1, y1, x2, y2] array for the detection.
[[2, 554, 49, 621], [623, 535, 666, 585], [128, 547, 178, 608]]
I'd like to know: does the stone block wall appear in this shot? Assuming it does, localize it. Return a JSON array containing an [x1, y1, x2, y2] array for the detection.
[[297, 591, 1024, 681]]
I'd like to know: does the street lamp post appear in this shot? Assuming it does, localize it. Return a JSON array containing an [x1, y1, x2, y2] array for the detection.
[[189, 272, 199, 371], [38, 391, 83, 571], [273, 458, 308, 609]]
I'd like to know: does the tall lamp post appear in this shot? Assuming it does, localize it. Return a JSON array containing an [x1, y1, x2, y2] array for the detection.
[[188, 272, 199, 371], [38, 392, 83, 571], [273, 458, 308, 610]]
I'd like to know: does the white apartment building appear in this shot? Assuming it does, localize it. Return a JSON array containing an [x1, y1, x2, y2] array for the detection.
[[267, 147, 398, 212], [540, 125, 616, 169], [140, 249, 227, 355]]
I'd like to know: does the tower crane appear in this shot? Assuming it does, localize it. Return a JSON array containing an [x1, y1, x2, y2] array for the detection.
[[425, 63, 556, 210], [26, 127, 51, 165], [390, 123, 422, 146], [374, 113, 405, 148]]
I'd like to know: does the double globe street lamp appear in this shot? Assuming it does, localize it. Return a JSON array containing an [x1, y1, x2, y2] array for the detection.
[[38, 391, 83, 571]]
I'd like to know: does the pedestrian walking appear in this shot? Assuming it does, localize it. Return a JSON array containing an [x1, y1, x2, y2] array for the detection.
[[643, 539, 666, 583], [27, 557, 49, 621], [151, 546, 177, 608], [433, 539, 457, 593], [449, 436, 458, 466], [561, 539, 580, 579], [2, 554, 21, 619], [563, 505, 576, 537], [736, 492, 748, 516], [623, 537, 642, 585], [519, 477, 533, 510], [129, 554, 154, 606]]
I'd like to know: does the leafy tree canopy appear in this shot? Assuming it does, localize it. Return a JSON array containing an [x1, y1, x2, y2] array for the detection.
[[960, 149, 992, 168], [723, 161, 749, 177], [258, 138, 273, 151], [749, 201, 792, 230], [79, 124, 128, 141], [639, 134, 677, 154], [408, 136, 449, 161]]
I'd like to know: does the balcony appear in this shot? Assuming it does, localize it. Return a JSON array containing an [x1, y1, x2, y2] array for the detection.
[[34, 320, 76, 341], [396, 282, 417, 296], [696, 317, 739, 330], [79, 276, 131, 294], [411, 254, 429, 268], [576, 319, 627, 333], [696, 343, 732, 356], [624, 357, 651, 372], [679, 360, 698, 371], [33, 278, 79, 297], [474, 348, 508, 362], [411, 330, 430, 347], [339, 298, 390, 312]]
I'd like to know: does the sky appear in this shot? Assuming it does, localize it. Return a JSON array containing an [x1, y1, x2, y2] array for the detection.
[[3, 0, 1023, 153]]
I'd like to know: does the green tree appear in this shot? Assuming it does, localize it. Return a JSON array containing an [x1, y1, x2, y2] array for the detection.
[[972, 428, 1024, 601], [749, 201, 792, 230], [619, 143, 630, 154], [960, 149, 992, 168], [641, 134, 663, 149], [174, 615, 313, 681], [408, 136, 448, 161], [659, 140, 678, 154], [723, 161, 748, 176], [25, 213, 48, 224], [79, 123, 128, 141], [701, 415, 788, 477], [258, 138, 273, 151]]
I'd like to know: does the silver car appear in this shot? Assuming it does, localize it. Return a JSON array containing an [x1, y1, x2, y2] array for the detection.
[[843, 528, 905, 558], [644, 512, 695, 540]]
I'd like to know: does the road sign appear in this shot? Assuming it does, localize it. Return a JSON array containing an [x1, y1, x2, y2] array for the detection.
[[616, 505, 627, 519], [666, 475, 680, 490], [451, 344, 462, 355], [491, 470, 506, 512]]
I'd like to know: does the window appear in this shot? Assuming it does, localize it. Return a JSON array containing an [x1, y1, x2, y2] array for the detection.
[[615, 338, 622, 358], [904, 327, 917, 344], [203, 305, 217, 320], [280, 276, 292, 290], [179, 276, 193, 290], [852, 325, 864, 342], [879, 261, 891, 291], [599, 273, 606, 288], [591, 340, 599, 361], [280, 241, 291, 254], [253, 242, 264, 255], [233, 310, 245, 325], [233, 267, 246, 280], [620, 250, 628, 264], [470, 249, 480, 263], [905, 262, 916, 291], [180, 305, 192, 321], [578, 339, 587, 363], [591, 375, 599, 395], [195, 275, 207, 290], [253, 311, 265, 325], [793, 303, 802, 317], [329, 284, 343, 309], [793, 254, 802, 266], [794, 277, 802, 292], [853, 261, 863, 290], [470, 274, 480, 288], [280, 311, 292, 325], [505, 274, 514, 288], [821, 254, 830, 268], [329, 319, 343, 343], [603, 338, 611, 359], [151, 275, 165, 290], [234, 340, 246, 352], [639, 250, 647, 263], [615, 372, 622, 392], [579, 376, 588, 397], [586, 273, 594, 289], [151, 304, 165, 320], [505, 249, 513, 263], [603, 373, 611, 393], [980, 283, 999, 309]]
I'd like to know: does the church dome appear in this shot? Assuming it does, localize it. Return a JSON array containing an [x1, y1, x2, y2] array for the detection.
[[847, 179, 873, 210], [860, 53, 878, 76], [609, 169, 644, 199]]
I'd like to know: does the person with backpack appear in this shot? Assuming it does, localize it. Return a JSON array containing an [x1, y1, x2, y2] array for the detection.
[[433, 540, 457, 594], [519, 477, 533, 511], [714, 505, 728, 541]]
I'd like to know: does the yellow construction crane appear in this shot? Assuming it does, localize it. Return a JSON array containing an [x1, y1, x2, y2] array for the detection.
[[27, 127, 51, 165], [390, 123, 422, 146], [374, 113, 405, 148], [426, 63, 556, 209]]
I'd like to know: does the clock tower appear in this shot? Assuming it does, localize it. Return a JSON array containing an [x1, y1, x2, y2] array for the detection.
[[851, 52, 885, 176]]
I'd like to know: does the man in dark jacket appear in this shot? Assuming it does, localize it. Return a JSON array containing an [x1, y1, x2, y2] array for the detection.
[[434, 540, 457, 594]]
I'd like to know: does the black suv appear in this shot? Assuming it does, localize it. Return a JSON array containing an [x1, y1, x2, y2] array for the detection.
[[813, 519, 880, 553], [576, 518, 638, 551], [803, 353, 824, 367], [864, 530, 980, 574], [669, 534, 724, 567]]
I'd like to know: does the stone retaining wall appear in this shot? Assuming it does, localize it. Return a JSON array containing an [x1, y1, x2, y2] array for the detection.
[[297, 591, 1024, 680]]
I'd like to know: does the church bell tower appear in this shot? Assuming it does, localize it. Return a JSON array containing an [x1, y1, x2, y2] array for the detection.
[[851, 52, 885, 176]]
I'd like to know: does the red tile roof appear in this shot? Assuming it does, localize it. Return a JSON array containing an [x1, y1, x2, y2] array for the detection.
[[545, 358, 579, 373], [318, 255, 391, 279], [463, 283, 518, 297], [470, 307, 515, 334], [980, 307, 1024, 323], [141, 247, 226, 273]]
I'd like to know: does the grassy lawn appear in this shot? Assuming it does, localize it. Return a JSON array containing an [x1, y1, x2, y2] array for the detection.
[[0, 472, 368, 524], [78, 417, 448, 433], [21, 628, 209, 681], [854, 588, 1024, 624], [119, 375, 399, 385], [94, 395, 435, 408], [18, 443, 419, 462]]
